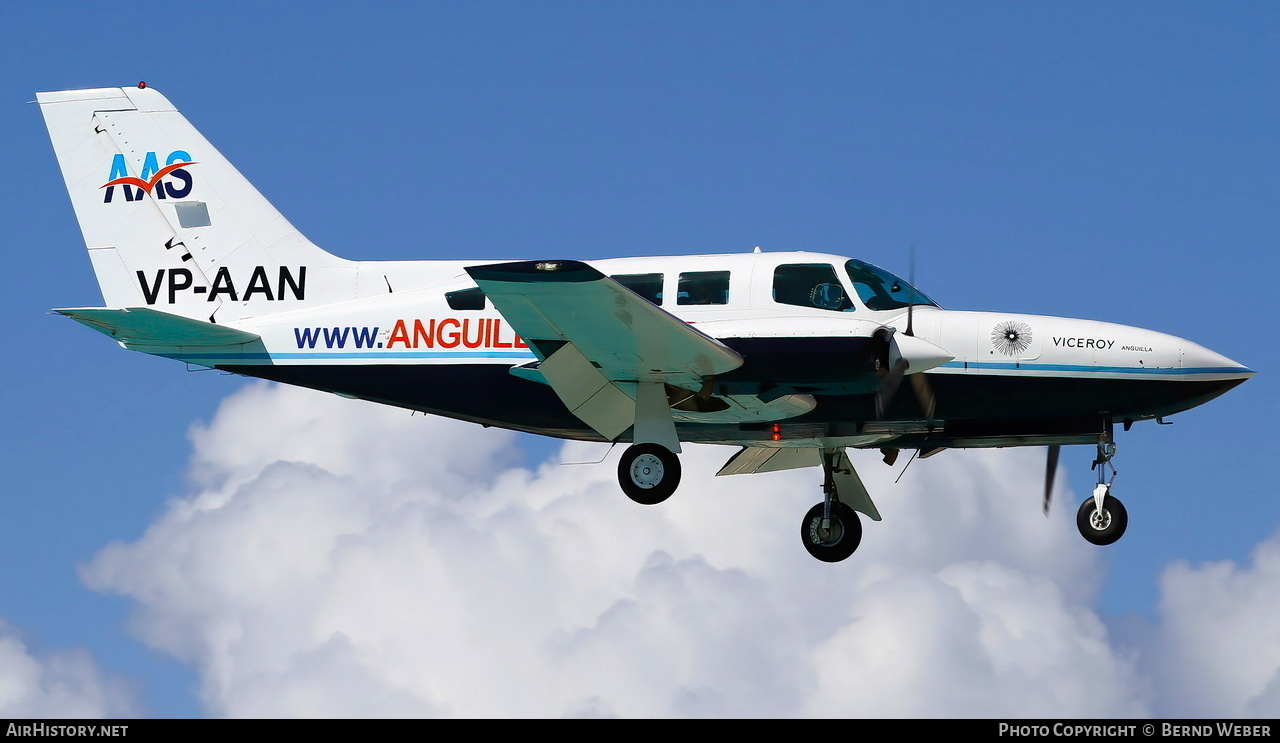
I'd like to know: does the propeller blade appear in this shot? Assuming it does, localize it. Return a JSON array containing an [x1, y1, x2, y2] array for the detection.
[[909, 372, 937, 420], [905, 244, 917, 337], [875, 357, 909, 418], [1043, 445, 1061, 515]]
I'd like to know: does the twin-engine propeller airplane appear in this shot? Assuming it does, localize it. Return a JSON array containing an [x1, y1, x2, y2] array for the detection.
[[39, 85, 1254, 562]]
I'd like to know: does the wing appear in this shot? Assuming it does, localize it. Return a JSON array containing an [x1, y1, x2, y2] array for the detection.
[[466, 260, 744, 447]]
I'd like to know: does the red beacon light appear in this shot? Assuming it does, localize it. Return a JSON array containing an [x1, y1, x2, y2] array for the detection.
[[137, 81, 147, 89], [771, 423, 782, 442]]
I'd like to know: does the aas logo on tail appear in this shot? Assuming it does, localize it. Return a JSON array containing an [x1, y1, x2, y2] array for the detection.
[[101, 150, 197, 203]]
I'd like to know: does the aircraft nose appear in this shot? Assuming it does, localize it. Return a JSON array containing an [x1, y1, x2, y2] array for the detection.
[[1180, 339, 1255, 380]]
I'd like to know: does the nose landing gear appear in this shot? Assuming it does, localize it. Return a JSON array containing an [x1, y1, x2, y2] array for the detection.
[[1076, 438, 1128, 545]]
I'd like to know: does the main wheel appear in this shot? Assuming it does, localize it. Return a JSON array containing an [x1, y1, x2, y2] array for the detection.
[[1076, 493, 1128, 546], [800, 501, 862, 562], [618, 443, 681, 505]]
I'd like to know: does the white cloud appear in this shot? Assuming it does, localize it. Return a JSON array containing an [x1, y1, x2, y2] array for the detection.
[[78, 382, 1277, 718], [807, 563, 1147, 717], [1135, 534, 1280, 718], [0, 619, 140, 718]]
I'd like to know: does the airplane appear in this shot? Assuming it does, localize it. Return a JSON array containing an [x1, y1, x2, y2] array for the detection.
[[37, 84, 1254, 562]]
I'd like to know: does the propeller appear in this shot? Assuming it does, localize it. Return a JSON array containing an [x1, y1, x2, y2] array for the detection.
[[874, 333, 947, 418], [874, 247, 946, 420], [1043, 444, 1061, 515]]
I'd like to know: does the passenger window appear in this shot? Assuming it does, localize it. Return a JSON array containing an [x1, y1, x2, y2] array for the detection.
[[445, 287, 486, 310], [612, 273, 664, 305], [773, 263, 853, 311], [677, 271, 730, 305]]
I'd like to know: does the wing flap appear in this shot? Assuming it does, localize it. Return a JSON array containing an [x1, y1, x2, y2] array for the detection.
[[716, 447, 881, 521], [538, 342, 636, 440], [716, 447, 821, 476]]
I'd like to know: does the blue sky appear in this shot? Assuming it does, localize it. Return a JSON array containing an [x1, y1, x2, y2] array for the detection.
[[1, 2, 1277, 718]]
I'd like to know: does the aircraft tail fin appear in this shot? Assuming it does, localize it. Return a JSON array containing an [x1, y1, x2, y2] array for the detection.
[[38, 85, 357, 321]]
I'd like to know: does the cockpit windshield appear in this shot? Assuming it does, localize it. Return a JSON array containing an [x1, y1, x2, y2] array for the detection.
[[844, 259, 938, 311]]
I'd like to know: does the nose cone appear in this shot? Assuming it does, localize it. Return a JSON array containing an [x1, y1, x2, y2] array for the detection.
[[1181, 340, 1255, 381], [892, 333, 955, 374]]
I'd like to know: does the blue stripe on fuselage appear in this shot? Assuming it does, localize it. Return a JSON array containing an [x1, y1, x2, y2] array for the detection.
[[935, 361, 1251, 376]]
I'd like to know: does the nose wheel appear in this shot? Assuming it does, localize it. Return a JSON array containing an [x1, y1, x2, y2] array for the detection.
[[618, 443, 681, 505], [1077, 489, 1128, 545]]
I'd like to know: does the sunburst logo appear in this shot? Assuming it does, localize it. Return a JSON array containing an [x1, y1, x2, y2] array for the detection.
[[991, 320, 1033, 356]]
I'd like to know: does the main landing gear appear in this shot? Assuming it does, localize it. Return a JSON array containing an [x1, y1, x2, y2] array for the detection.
[[616, 442, 875, 563], [801, 449, 865, 562], [1076, 438, 1128, 546], [618, 443, 681, 505]]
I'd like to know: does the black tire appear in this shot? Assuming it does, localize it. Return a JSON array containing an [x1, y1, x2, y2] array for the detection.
[[618, 443, 681, 505], [800, 501, 862, 562], [1076, 493, 1128, 546]]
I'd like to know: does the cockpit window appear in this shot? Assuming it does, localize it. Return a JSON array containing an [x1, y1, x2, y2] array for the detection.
[[844, 259, 938, 311], [612, 273, 663, 305], [677, 271, 730, 305], [445, 287, 486, 310], [773, 263, 854, 311]]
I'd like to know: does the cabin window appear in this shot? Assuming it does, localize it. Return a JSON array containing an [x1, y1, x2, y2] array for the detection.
[[445, 287, 486, 310], [611, 273, 663, 305], [677, 271, 730, 305], [773, 263, 854, 311]]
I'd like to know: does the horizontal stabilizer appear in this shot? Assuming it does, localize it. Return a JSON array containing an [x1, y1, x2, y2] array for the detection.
[[55, 307, 260, 347]]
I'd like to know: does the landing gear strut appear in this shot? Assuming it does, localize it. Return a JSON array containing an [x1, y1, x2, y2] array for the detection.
[[618, 443, 681, 505], [1076, 435, 1128, 545], [800, 449, 865, 562]]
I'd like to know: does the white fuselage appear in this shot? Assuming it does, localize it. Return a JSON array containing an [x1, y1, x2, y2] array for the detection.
[[176, 250, 1241, 385]]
